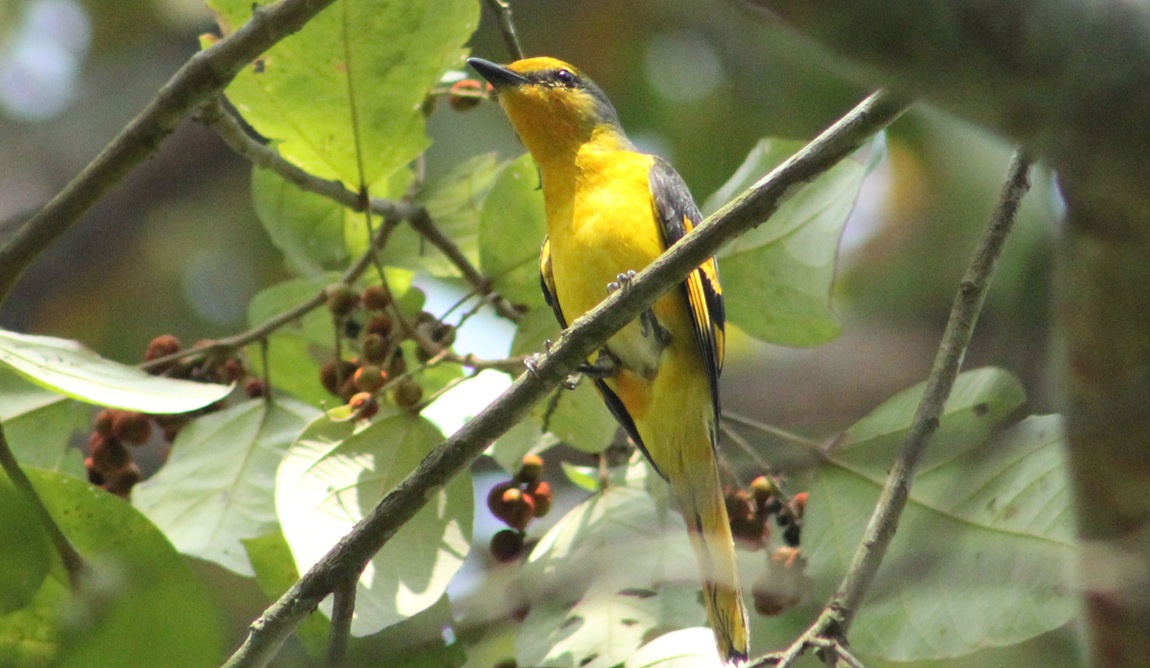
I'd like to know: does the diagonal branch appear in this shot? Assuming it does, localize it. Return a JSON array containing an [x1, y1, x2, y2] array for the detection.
[[220, 89, 906, 668], [0, 0, 340, 303]]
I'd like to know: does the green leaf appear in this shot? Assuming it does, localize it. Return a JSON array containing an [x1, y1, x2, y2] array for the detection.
[[0, 329, 231, 413], [479, 153, 547, 308], [0, 368, 87, 475], [133, 398, 319, 575], [0, 469, 225, 667], [624, 627, 722, 668], [375, 151, 502, 278], [805, 373, 1073, 660], [488, 418, 558, 474], [511, 308, 617, 454], [210, 0, 480, 189], [242, 531, 328, 658], [0, 483, 49, 615], [517, 458, 706, 668], [704, 137, 878, 346], [251, 166, 350, 277], [277, 409, 472, 635]]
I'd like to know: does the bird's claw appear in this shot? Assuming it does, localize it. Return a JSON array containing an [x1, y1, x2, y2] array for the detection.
[[606, 270, 637, 294]]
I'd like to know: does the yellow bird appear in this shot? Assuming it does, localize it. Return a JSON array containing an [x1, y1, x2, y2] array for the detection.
[[470, 56, 750, 664]]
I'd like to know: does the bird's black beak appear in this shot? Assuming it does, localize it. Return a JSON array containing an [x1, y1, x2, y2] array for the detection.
[[468, 57, 529, 89]]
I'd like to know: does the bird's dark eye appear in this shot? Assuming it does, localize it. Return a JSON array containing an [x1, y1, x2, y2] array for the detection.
[[555, 69, 576, 86]]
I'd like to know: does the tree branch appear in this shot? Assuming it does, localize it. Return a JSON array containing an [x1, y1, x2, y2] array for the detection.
[[220, 89, 906, 668], [0, 0, 341, 303], [753, 149, 1032, 668], [482, 0, 526, 60], [197, 97, 523, 323]]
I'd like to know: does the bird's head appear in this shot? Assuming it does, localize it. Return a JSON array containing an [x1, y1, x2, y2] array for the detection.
[[468, 56, 630, 164]]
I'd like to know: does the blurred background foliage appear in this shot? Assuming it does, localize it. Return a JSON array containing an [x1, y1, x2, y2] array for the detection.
[[0, 0, 1066, 664]]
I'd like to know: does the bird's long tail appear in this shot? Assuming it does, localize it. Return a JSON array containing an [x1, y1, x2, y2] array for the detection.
[[669, 451, 750, 665]]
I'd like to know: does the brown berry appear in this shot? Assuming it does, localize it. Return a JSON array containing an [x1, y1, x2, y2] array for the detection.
[[490, 529, 524, 563], [325, 284, 360, 317], [361, 333, 389, 364], [526, 481, 552, 518], [393, 378, 423, 409], [517, 453, 544, 485], [430, 323, 456, 348], [361, 285, 391, 311], [144, 335, 182, 371], [85, 460, 105, 486], [365, 314, 394, 338], [88, 433, 130, 472], [448, 79, 485, 111], [104, 464, 142, 498], [111, 411, 152, 445], [349, 392, 380, 420], [244, 378, 265, 398], [320, 359, 358, 397], [93, 409, 114, 437], [353, 365, 386, 393], [388, 351, 408, 377]]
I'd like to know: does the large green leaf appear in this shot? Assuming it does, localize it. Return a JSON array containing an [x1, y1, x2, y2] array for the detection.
[[377, 151, 503, 277], [0, 483, 49, 615], [132, 398, 319, 575], [805, 370, 1074, 660], [479, 153, 547, 308], [0, 469, 225, 667], [516, 457, 708, 668], [703, 137, 878, 346], [0, 329, 231, 414], [209, 0, 479, 189], [251, 166, 350, 277], [624, 628, 721, 668], [0, 368, 87, 475], [277, 409, 472, 635]]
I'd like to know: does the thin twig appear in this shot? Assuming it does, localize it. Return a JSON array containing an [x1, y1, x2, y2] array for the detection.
[[482, 0, 525, 60], [753, 149, 1033, 668], [325, 574, 357, 667], [141, 213, 399, 373], [199, 98, 522, 323], [723, 411, 824, 449], [221, 90, 906, 668], [0, 0, 341, 302], [0, 424, 86, 590]]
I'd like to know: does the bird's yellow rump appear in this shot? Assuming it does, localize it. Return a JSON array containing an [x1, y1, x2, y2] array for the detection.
[[470, 56, 749, 664]]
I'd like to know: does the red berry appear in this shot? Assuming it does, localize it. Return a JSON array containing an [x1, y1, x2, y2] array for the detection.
[[792, 492, 808, 518], [526, 481, 552, 518], [320, 359, 358, 397], [365, 314, 394, 338], [516, 453, 544, 484], [448, 79, 486, 111], [349, 392, 380, 420]]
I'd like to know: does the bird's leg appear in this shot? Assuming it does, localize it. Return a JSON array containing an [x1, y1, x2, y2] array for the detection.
[[525, 339, 603, 389], [576, 348, 621, 379], [607, 270, 671, 346]]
